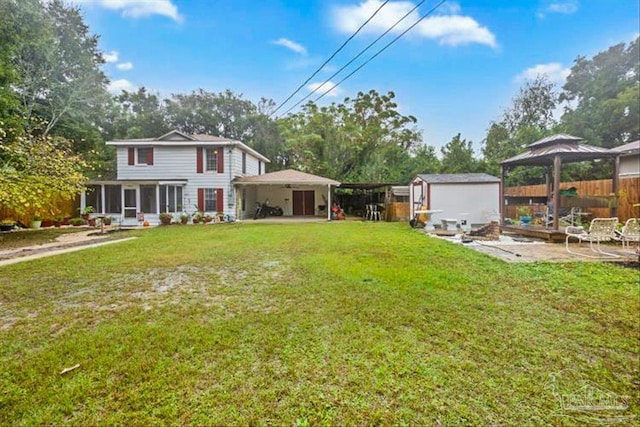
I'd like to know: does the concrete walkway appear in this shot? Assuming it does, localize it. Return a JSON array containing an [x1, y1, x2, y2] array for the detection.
[[0, 229, 137, 267]]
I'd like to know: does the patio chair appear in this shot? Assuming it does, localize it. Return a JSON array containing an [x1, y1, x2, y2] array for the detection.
[[565, 217, 620, 258], [616, 218, 640, 254]]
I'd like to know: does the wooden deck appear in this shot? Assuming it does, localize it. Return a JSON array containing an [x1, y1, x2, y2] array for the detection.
[[501, 224, 566, 242]]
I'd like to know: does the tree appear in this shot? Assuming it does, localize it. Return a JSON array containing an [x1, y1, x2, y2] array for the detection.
[[482, 76, 558, 180], [165, 89, 257, 139], [0, 128, 88, 217], [440, 133, 478, 173], [560, 37, 639, 147], [5, 0, 109, 139], [102, 87, 170, 140], [277, 90, 424, 182]]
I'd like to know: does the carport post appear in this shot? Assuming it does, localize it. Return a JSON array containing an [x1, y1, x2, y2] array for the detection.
[[327, 185, 331, 221]]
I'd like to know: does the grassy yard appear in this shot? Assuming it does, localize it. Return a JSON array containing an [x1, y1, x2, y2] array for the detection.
[[0, 222, 637, 425]]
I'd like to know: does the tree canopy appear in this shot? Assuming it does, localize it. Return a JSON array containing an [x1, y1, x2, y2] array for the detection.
[[1, 0, 638, 221]]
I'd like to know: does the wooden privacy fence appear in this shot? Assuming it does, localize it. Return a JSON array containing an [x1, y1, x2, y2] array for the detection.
[[0, 196, 78, 224], [504, 177, 639, 222]]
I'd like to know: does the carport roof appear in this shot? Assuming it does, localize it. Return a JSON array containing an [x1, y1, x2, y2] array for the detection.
[[233, 169, 340, 186]]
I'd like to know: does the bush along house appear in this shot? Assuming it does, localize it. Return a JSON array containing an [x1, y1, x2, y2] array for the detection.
[[82, 130, 270, 226]]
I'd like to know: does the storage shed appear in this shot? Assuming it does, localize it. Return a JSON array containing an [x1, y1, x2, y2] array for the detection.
[[409, 173, 500, 226]]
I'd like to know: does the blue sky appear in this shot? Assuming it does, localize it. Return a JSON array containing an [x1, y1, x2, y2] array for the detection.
[[73, 0, 639, 152]]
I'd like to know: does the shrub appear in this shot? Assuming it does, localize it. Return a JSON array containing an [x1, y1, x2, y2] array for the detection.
[[69, 217, 88, 226]]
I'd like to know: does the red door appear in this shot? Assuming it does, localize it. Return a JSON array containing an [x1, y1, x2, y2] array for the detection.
[[293, 190, 315, 216]]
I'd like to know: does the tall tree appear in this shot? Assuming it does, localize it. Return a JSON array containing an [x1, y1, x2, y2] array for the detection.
[[440, 133, 478, 173], [277, 90, 425, 182], [482, 76, 558, 180], [5, 0, 108, 140], [102, 87, 169, 140], [560, 37, 639, 147]]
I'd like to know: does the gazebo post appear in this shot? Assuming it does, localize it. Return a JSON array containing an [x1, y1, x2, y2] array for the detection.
[[545, 166, 552, 200], [612, 155, 620, 218], [499, 165, 506, 225], [552, 154, 561, 231]]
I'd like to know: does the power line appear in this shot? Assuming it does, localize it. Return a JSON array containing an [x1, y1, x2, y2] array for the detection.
[[270, 0, 390, 117], [280, 0, 431, 117], [314, 0, 447, 103]]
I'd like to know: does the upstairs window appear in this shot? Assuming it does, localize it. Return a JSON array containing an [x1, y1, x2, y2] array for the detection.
[[128, 147, 154, 165], [205, 149, 217, 171]]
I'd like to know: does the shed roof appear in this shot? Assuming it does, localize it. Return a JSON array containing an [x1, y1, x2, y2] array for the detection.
[[501, 133, 615, 167], [416, 173, 500, 184], [234, 169, 340, 186]]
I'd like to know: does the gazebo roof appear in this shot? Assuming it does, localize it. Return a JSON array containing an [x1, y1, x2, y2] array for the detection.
[[501, 133, 615, 167]]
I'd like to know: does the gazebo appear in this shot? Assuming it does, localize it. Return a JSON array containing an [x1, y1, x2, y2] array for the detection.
[[500, 134, 617, 231]]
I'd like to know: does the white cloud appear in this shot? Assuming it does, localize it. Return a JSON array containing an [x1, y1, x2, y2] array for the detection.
[[537, 1, 579, 19], [108, 78, 136, 94], [116, 61, 133, 71], [331, 0, 496, 48], [516, 63, 571, 84], [103, 50, 119, 63], [72, 0, 183, 23], [546, 1, 579, 14], [272, 38, 308, 55], [307, 81, 342, 97]]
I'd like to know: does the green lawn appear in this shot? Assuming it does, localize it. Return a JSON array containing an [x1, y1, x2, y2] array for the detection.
[[0, 222, 637, 425]]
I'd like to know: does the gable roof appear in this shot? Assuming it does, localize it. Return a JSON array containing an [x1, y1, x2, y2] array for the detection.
[[611, 140, 639, 155], [234, 169, 340, 186], [106, 130, 269, 162], [416, 173, 500, 184]]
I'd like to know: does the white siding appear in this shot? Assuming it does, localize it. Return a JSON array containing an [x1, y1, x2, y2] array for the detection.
[[430, 183, 499, 225], [619, 155, 639, 177], [116, 146, 235, 217]]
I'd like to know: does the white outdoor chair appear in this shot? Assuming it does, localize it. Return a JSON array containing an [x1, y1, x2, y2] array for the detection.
[[616, 218, 640, 254], [565, 217, 620, 258]]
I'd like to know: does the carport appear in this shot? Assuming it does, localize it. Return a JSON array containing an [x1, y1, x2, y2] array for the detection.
[[233, 169, 340, 220]]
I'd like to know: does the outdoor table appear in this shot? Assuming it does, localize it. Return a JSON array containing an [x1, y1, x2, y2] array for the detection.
[[414, 209, 443, 231]]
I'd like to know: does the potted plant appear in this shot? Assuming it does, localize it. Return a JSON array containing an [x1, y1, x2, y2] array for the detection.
[[192, 212, 203, 224], [0, 219, 16, 232], [30, 215, 42, 229], [203, 214, 213, 223], [159, 212, 173, 225], [81, 206, 94, 219], [54, 215, 64, 227], [102, 216, 112, 226], [517, 206, 533, 225], [180, 212, 189, 224]]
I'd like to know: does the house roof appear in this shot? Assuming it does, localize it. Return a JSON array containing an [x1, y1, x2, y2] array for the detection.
[[234, 169, 340, 186], [501, 133, 615, 167], [415, 173, 500, 184], [610, 140, 640, 155], [106, 130, 270, 163]]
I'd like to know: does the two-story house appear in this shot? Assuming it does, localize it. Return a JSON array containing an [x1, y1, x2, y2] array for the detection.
[[82, 130, 270, 226]]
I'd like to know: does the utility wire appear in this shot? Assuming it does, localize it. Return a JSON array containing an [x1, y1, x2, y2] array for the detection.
[[280, 0, 431, 116], [270, 0, 390, 117], [314, 0, 447, 103]]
